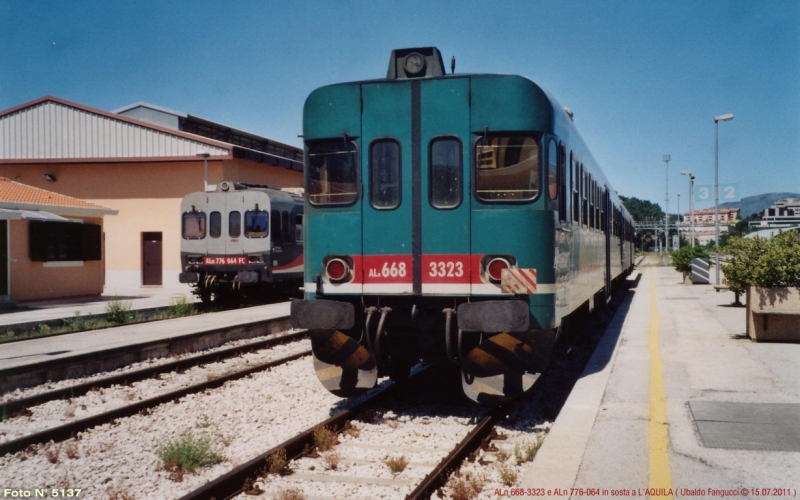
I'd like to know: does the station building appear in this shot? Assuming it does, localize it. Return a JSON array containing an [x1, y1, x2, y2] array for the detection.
[[0, 177, 117, 302], [750, 198, 800, 229], [0, 96, 302, 297]]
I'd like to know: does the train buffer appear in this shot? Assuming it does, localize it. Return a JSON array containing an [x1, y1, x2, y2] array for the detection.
[[713, 284, 742, 306]]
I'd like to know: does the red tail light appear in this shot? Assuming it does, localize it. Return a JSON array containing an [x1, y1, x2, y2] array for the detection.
[[325, 258, 350, 282], [486, 257, 511, 283]]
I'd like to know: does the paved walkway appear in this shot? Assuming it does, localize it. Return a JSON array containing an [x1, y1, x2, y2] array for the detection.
[[521, 266, 800, 499]]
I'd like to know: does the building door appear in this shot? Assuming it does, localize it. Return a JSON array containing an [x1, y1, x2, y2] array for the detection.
[[142, 232, 162, 286]]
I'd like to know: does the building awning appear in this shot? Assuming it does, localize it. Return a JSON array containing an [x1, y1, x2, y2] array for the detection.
[[0, 208, 73, 221]]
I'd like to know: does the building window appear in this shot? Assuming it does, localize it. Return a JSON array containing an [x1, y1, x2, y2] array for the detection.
[[29, 221, 101, 262]]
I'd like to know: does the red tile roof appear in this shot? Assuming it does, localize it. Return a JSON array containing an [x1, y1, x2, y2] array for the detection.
[[0, 177, 113, 211]]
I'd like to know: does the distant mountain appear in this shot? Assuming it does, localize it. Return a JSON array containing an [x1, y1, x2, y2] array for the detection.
[[719, 193, 800, 219]]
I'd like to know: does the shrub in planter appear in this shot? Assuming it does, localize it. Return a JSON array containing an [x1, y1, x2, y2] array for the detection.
[[671, 244, 710, 282], [721, 230, 800, 295]]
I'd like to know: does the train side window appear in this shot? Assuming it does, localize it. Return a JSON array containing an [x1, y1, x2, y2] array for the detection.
[[430, 137, 462, 209], [581, 165, 588, 226], [295, 214, 304, 243], [307, 140, 359, 206], [209, 211, 221, 238], [475, 134, 539, 201], [369, 139, 401, 209], [558, 143, 567, 222], [547, 139, 558, 201], [245, 209, 268, 238], [572, 155, 580, 223], [182, 211, 206, 239], [229, 211, 241, 238], [282, 211, 291, 242], [271, 211, 281, 244]]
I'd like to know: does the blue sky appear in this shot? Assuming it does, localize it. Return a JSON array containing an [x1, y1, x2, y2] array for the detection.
[[1, 0, 797, 214]]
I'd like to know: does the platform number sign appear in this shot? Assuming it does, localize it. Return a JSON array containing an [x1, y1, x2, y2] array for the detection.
[[696, 184, 739, 203]]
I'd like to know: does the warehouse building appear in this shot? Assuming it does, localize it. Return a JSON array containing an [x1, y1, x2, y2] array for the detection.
[[0, 96, 302, 296]]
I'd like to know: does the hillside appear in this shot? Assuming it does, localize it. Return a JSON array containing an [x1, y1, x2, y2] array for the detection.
[[719, 192, 800, 219]]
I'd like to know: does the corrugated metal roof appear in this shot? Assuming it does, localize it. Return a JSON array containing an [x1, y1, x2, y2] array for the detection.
[[0, 96, 230, 162], [0, 176, 116, 215]]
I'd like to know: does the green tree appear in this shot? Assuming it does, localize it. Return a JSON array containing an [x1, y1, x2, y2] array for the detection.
[[619, 195, 664, 222], [671, 244, 710, 274]]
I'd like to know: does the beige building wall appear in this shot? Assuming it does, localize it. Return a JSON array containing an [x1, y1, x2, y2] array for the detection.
[[0, 159, 302, 291], [9, 218, 105, 301]]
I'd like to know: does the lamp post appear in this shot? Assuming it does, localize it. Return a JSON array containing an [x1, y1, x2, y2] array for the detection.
[[714, 113, 734, 285], [196, 151, 210, 192], [662, 154, 670, 257], [681, 171, 695, 247], [677, 194, 681, 249]]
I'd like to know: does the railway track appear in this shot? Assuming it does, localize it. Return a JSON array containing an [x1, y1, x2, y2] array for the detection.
[[0, 333, 310, 455]]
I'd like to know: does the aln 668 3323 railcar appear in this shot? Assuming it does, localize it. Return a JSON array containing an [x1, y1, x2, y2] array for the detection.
[[180, 181, 303, 304], [291, 47, 635, 403]]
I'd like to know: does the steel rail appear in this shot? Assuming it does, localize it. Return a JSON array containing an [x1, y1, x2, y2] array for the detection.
[[0, 330, 306, 418], [0, 349, 311, 456], [406, 404, 507, 500]]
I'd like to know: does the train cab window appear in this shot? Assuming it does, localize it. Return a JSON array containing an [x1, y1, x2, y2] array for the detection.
[[229, 211, 241, 238], [369, 139, 401, 209], [295, 214, 304, 243], [245, 209, 268, 238], [430, 137, 462, 209], [182, 211, 206, 239], [475, 135, 539, 201], [209, 211, 222, 238], [547, 139, 558, 201], [307, 140, 359, 205], [271, 211, 281, 244]]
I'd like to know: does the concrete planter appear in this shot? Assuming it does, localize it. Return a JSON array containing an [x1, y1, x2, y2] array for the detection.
[[746, 286, 800, 342]]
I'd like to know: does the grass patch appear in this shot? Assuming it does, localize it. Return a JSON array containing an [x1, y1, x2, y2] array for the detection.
[[156, 430, 223, 479], [313, 425, 338, 452], [514, 436, 543, 464], [168, 296, 196, 318], [106, 298, 135, 325], [265, 448, 288, 475], [384, 455, 409, 476], [445, 471, 485, 500]]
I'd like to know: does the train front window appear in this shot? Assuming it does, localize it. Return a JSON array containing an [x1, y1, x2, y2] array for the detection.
[[244, 210, 269, 238], [369, 139, 401, 209], [229, 211, 241, 238], [430, 137, 462, 209], [182, 212, 206, 239], [209, 211, 221, 238], [475, 135, 539, 201], [307, 140, 358, 205]]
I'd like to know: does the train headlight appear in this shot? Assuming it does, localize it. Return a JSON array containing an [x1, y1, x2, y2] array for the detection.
[[324, 257, 352, 283], [403, 52, 426, 77]]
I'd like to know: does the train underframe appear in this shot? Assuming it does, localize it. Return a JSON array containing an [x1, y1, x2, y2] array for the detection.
[[182, 268, 301, 305], [292, 295, 560, 404]]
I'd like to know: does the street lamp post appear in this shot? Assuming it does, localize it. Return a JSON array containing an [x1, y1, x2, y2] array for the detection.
[[681, 171, 695, 247], [196, 151, 211, 192], [663, 154, 670, 256], [677, 194, 681, 249], [714, 113, 734, 285]]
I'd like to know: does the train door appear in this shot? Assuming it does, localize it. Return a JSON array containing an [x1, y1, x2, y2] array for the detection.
[[604, 189, 612, 301], [205, 192, 226, 258], [361, 78, 471, 296]]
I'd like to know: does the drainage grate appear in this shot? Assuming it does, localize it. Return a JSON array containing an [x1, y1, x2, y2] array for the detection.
[[689, 401, 800, 452]]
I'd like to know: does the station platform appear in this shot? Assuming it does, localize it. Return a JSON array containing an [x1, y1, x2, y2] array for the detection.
[[0, 297, 289, 374], [521, 265, 800, 499], [0, 285, 197, 329]]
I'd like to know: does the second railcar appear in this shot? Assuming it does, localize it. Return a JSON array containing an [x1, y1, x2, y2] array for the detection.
[[291, 47, 634, 403], [180, 181, 303, 303]]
